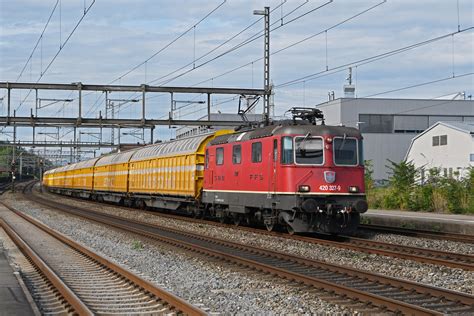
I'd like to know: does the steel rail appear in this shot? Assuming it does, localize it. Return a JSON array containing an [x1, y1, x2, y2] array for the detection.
[[0, 218, 93, 315], [22, 188, 474, 315], [0, 201, 207, 316]]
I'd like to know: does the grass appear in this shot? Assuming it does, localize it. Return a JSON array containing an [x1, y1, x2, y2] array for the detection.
[[132, 240, 143, 250]]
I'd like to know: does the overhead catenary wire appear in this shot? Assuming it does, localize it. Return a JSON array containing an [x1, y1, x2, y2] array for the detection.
[[312, 72, 474, 121], [276, 26, 473, 88], [84, 0, 232, 117], [109, 0, 227, 84], [190, 0, 387, 88], [134, 1, 292, 88], [14, 0, 60, 83], [85, 0, 294, 118], [153, 0, 333, 86], [16, 0, 96, 112]]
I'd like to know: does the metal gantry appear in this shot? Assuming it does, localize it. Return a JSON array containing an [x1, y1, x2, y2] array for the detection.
[[0, 81, 269, 180]]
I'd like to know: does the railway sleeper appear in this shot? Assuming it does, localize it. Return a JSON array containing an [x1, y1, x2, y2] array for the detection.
[[419, 300, 459, 309], [85, 296, 158, 304]]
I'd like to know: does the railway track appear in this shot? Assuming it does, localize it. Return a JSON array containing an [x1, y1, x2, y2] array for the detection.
[[33, 183, 474, 271], [359, 223, 474, 244], [0, 202, 207, 315], [18, 186, 474, 315]]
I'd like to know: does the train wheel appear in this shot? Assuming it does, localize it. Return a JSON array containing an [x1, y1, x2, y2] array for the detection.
[[136, 200, 146, 210], [286, 224, 295, 235], [233, 215, 241, 226], [265, 222, 274, 232]]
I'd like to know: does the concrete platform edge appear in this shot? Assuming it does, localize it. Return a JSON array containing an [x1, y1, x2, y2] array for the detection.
[[362, 210, 474, 235]]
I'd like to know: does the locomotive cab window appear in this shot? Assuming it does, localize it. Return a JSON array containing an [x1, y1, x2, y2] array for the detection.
[[216, 147, 224, 165], [232, 145, 241, 164], [295, 137, 323, 165], [252, 142, 262, 163], [273, 139, 278, 162], [333, 137, 358, 166], [281, 136, 294, 164], [205, 149, 209, 169]]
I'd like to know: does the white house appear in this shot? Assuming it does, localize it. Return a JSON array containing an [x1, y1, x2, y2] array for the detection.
[[405, 121, 474, 180]]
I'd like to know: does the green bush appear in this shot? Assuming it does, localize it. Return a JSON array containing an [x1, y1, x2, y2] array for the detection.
[[366, 161, 473, 214], [409, 184, 434, 212]]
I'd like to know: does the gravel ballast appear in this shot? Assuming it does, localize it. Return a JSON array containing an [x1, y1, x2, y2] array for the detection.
[[33, 188, 474, 295], [2, 192, 351, 314]]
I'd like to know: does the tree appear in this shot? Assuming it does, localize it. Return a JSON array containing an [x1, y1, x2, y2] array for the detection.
[[385, 160, 417, 210]]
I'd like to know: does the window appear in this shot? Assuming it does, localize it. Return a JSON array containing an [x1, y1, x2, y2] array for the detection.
[[232, 145, 241, 164], [295, 137, 323, 165], [359, 114, 393, 133], [273, 139, 278, 162], [358, 139, 364, 165], [433, 135, 447, 146], [334, 138, 358, 165], [281, 136, 293, 164], [393, 115, 428, 133], [216, 147, 224, 165], [205, 149, 209, 169], [429, 115, 462, 126], [471, 154, 474, 162], [440, 135, 447, 145], [251, 142, 262, 163]]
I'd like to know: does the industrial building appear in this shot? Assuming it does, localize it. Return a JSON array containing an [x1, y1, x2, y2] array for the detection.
[[405, 121, 474, 181], [315, 98, 474, 181]]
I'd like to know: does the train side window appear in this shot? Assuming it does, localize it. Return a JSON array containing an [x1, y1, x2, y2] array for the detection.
[[281, 136, 294, 164], [216, 147, 224, 165], [232, 145, 241, 164], [251, 142, 262, 163], [205, 149, 209, 169], [273, 139, 278, 162]]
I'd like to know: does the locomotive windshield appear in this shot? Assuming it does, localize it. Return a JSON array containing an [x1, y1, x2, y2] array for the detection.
[[334, 137, 358, 165], [295, 137, 324, 165]]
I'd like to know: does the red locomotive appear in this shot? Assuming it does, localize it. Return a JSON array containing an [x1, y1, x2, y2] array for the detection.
[[202, 108, 367, 234]]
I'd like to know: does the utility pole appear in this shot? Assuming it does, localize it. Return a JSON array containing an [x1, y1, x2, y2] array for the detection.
[[11, 110, 16, 193], [39, 158, 43, 192], [254, 7, 271, 125]]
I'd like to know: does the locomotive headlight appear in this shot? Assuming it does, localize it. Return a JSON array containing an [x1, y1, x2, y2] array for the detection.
[[348, 186, 359, 193], [299, 185, 311, 192]]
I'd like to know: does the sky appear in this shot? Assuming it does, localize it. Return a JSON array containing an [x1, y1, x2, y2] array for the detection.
[[0, 0, 473, 157]]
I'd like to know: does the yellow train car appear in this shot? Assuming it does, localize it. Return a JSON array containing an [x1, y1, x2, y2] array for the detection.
[[63, 164, 76, 189], [93, 150, 135, 201], [70, 158, 100, 193], [51, 165, 68, 188], [42, 169, 53, 187]]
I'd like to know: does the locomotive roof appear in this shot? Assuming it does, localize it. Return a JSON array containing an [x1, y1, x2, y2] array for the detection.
[[209, 122, 361, 145]]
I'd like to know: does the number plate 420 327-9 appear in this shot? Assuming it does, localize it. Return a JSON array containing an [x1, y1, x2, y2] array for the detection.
[[318, 184, 341, 191]]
